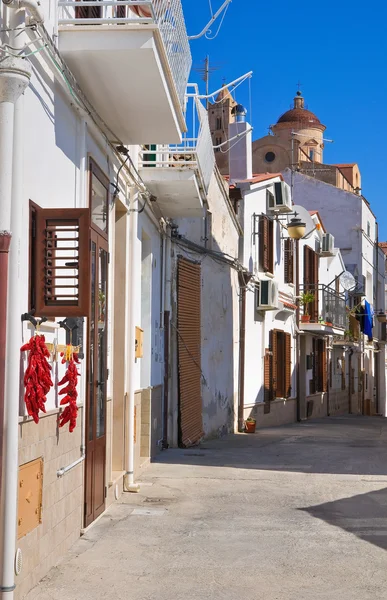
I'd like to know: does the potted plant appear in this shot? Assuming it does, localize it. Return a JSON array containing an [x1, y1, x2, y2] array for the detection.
[[300, 291, 315, 323], [245, 417, 256, 434]]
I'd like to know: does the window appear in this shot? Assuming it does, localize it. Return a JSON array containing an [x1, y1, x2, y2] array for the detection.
[[216, 117, 222, 130], [265, 151, 276, 163], [367, 221, 371, 238], [265, 330, 292, 400], [309, 338, 327, 394], [259, 215, 274, 273], [90, 159, 109, 236], [29, 201, 90, 317], [284, 238, 294, 284], [309, 149, 315, 161]]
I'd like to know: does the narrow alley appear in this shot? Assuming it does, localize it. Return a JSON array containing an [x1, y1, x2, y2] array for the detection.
[[25, 416, 387, 600]]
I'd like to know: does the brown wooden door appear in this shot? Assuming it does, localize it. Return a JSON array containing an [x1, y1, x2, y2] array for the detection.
[[85, 230, 108, 527]]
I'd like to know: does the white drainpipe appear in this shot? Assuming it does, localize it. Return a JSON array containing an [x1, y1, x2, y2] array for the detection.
[[0, 2, 42, 598], [124, 186, 140, 493]]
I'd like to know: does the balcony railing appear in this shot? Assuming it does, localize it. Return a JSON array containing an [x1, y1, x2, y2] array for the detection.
[[58, 0, 192, 108], [300, 284, 347, 329], [139, 96, 215, 194]]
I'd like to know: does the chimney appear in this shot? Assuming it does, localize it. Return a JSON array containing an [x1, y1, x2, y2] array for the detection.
[[228, 104, 252, 183]]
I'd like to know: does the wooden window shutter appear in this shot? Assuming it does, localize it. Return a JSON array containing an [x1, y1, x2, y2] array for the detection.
[[270, 330, 278, 399], [259, 215, 269, 272], [304, 245, 311, 285], [268, 218, 274, 273], [322, 340, 327, 392], [284, 239, 294, 284], [264, 348, 273, 403], [329, 358, 333, 388], [33, 207, 90, 317], [285, 332, 292, 397], [309, 337, 316, 395], [341, 357, 346, 390], [313, 250, 319, 287]]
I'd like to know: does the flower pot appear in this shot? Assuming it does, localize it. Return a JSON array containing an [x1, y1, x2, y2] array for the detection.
[[301, 315, 310, 323], [245, 420, 256, 434]]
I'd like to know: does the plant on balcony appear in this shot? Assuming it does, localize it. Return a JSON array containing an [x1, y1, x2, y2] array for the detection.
[[300, 292, 315, 323], [344, 329, 355, 342]]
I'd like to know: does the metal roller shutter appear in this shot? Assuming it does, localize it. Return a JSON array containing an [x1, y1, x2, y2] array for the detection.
[[177, 257, 203, 447]]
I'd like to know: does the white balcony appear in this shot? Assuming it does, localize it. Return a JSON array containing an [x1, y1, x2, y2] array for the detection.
[[58, 0, 192, 144], [139, 97, 215, 218]]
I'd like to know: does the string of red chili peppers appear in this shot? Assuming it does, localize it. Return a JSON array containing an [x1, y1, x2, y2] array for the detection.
[[20, 334, 53, 424], [58, 345, 80, 433]]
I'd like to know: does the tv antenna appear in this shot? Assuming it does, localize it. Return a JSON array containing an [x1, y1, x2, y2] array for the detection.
[[193, 56, 222, 109]]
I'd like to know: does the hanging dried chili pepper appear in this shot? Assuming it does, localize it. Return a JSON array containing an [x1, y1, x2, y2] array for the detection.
[[58, 346, 80, 433], [20, 335, 53, 424]]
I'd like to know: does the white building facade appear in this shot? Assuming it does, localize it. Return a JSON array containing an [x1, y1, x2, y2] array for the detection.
[[0, 1, 198, 597], [283, 170, 387, 417]]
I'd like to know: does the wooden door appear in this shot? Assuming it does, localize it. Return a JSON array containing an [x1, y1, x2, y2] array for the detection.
[[85, 230, 108, 527]]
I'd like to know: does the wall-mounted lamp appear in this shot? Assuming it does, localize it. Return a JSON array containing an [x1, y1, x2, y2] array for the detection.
[[287, 213, 306, 240]]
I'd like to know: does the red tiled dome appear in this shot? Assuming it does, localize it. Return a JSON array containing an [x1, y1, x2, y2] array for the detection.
[[277, 108, 322, 126]]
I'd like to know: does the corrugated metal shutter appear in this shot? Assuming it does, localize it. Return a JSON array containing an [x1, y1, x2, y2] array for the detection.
[[177, 258, 203, 447]]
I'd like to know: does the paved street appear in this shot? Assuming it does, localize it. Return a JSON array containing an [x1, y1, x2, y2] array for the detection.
[[26, 416, 387, 600]]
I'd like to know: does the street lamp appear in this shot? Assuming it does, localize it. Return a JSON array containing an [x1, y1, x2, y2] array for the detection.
[[287, 213, 306, 240]]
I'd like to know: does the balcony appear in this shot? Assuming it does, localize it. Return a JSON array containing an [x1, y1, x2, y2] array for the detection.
[[299, 284, 347, 336], [58, 0, 192, 144], [138, 96, 215, 218]]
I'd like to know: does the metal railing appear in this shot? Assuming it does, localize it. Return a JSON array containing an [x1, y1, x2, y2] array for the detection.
[[300, 284, 347, 329], [139, 96, 215, 194], [58, 0, 192, 107]]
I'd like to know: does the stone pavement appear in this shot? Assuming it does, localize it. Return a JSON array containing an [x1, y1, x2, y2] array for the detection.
[[25, 416, 387, 600]]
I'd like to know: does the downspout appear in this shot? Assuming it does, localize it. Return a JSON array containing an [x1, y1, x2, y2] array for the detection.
[[295, 239, 301, 422], [238, 276, 246, 432], [124, 187, 139, 493], [0, 233, 11, 496], [162, 225, 171, 449], [0, 2, 39, 597]]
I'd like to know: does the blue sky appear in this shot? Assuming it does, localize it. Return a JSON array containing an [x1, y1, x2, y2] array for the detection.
[[182, 0, 387, 238]]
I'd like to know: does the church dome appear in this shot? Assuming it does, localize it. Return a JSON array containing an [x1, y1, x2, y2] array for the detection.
[[277, 107, 322, 127], [274, 92, 326, 131]]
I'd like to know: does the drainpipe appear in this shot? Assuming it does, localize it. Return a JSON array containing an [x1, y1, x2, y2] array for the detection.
[[124, 187, 139, 493], [162, 226, 171, 448], [295, 239, 301, 421], [0, 233, 11, 494], [237, 275, 247, 432], [0, 3, 41, 597]]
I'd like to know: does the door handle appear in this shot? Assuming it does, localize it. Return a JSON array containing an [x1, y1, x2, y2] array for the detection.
[[96, 381, 104, 388]]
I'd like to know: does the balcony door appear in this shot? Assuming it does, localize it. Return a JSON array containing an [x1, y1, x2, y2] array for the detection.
[[85, 230, 108, 527], [304, 246, 319, 321], [85, 159, 109, 527]]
